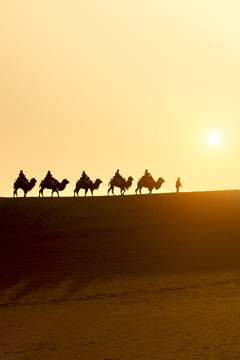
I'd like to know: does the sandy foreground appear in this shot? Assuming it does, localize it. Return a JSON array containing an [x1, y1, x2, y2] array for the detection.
[[1, 191, 240, 359]]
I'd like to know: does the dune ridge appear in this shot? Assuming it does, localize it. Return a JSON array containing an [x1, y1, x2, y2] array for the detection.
[[1, 190, 240, 359]]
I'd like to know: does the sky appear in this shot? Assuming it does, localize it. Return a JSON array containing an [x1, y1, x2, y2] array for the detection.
[[1, 0, 240, 197]]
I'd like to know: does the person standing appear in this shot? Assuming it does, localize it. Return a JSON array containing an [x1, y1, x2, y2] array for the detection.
[[176, 177, 182, 193]]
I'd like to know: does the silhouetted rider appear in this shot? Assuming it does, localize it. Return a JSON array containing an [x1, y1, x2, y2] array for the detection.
[[81, 171, 90, 181], [19, 170, 27, 181], [114, 169, 124, 182], [44, 171, 53, 181], [144, 169, 151, 178]]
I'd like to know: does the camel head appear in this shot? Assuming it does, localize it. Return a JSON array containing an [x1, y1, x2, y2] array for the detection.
[[30, 178, 37, 186], [155, 177, 165, 190], [95, 179, 102, 186], [62, 179, 69, 185], [125, 176, 133, 190], [57, 179, 69, 191]]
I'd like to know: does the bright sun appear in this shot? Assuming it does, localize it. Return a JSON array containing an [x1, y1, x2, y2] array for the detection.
[[208, 132, 220, 145]]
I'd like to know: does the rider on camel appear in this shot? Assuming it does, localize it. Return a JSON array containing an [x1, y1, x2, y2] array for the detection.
[[81, 171, 90, 182], [114, 169, 124, 182], [19, 170, 27, 182], [44, 171, 54, 181], [144, 169, 152, 179]]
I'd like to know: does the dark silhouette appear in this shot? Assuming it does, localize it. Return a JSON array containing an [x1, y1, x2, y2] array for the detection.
[[18, 170, 28, 182], [114, 169, 124, 182], [44, 170, 53, 181], [13, 172, 37, 197], [108, 174, 134, 195], [74, 178, 102, 196], [39, 175, 69, 197], [176, 177, 182, 193], [81, 171, 90, 181], [135, 173, 165, 194], [144, 169, 152, 178]]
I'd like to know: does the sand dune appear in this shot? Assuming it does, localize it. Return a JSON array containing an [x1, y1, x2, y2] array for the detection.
[[1, 191, 240, 359]]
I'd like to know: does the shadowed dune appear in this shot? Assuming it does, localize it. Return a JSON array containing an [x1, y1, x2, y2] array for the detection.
[[2, 191, 240, 359], [1, 191, 240, 303]]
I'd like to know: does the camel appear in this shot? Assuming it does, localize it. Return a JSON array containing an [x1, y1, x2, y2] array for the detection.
[[108, 176, 133, 195], [74, 178, 102, 196], [13, 177, 37, 197], [135, 176, 165, 194], [39, 178, 69, 197]]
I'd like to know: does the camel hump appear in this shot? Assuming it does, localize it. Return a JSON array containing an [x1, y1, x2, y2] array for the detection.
[[15, 176, 28, 186], [51, 178, 58, 186], [40, 178, 57, 187], [115, 177, 124, 186], [80, 177, 91, 185], [140, 174, 151, 182]]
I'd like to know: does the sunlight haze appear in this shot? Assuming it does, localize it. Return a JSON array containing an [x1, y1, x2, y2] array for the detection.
[[1, 0, 240, 196]]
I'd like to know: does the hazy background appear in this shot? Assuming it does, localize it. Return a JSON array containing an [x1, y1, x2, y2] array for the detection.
[[1, 0, 240, 196]]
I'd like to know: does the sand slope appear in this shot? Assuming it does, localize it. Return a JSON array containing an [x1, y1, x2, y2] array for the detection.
[[1, 191, 240, 359]]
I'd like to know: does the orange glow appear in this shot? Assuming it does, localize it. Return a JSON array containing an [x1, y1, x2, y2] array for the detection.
[[1, 1, 240, 196]]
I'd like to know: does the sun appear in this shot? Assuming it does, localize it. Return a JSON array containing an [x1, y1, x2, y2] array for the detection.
[[208, 132, 220, 145]]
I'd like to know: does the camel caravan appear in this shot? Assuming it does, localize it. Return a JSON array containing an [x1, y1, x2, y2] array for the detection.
[[13, 169, 168, 197]]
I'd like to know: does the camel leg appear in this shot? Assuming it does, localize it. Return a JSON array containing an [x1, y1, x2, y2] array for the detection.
[[51, 187, 59, 197], [13, 189, 18, 197], [52, 188, 57, 197], [135, 186, 142, 194], [39, 188, 44, 197], [53, 190, 59, 197], [108, 186, 114, 195], [74, 186, 80, 197], [74, 189, 80, 197], [85, 188, 88, 196]]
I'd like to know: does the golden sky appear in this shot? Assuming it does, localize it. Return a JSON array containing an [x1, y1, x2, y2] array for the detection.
[[1, 0, 240, 196]]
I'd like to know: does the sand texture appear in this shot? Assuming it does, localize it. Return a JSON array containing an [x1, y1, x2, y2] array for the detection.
[[1, 191, 240, 359]]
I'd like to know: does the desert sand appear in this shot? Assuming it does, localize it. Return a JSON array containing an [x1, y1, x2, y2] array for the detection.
[[1, 191, 240, 359]]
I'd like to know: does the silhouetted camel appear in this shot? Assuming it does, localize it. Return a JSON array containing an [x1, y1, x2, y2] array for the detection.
[[74, 178, 102, 196], [135, 176, 165, 194], [108, 176, 133, 195], [39, 178, 69, 197], [13, 177, 37, 197]]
